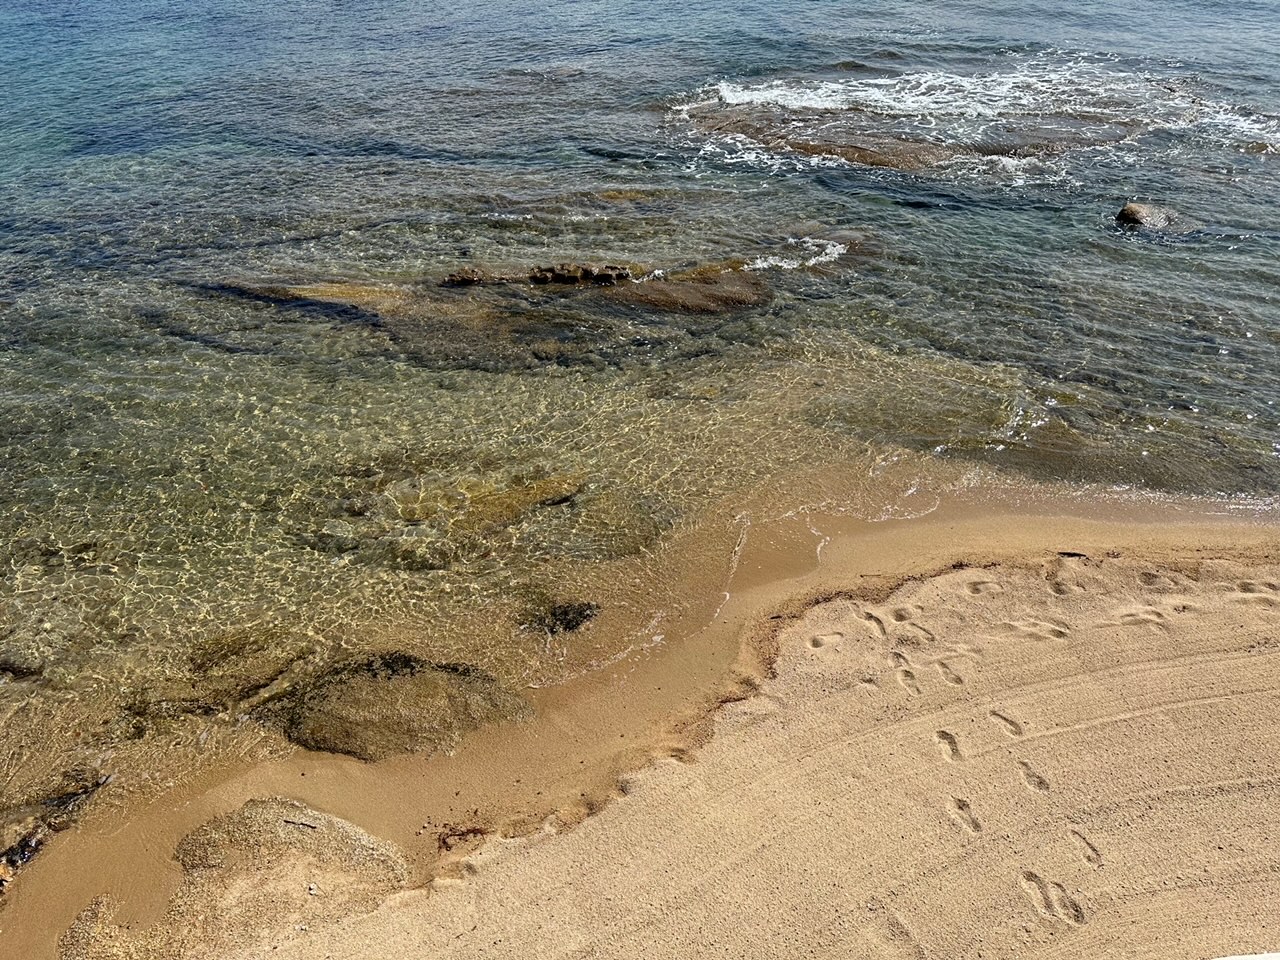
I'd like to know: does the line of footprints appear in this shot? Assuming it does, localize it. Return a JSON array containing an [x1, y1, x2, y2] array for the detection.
[[934, 703, 1093, 928], [875, 598, 1098, 931]]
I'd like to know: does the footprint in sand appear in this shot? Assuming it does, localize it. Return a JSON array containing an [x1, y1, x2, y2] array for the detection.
[[1138, 569, 1185, 590], [966, 580, 1002, 595], [1000, 619, 1071, 641], [1043, 556, 1089, 596], [1017, 760, 1050, 792], [1116, 607, 1169, 631], [935, 730, 963, 762], [1233, 581, 1279, 607], [808, 632, 843, 651], [904, 621, 937, 643], [860, 607, 888, 638], [891, 651, 921, 695], [989, 711, 1024, 737], [1070, 829, 1104, 866], [934, 660, 964, 686], [1021, 871, 1086, 926], [948, 797, 981, 834]]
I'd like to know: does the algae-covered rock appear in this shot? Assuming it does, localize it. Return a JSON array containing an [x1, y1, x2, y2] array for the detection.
[[128, 626, 314, 720], [274, 653, 530, 761], [606, 262, 773, 314], [306, 470, 586, 572], [527, 263, 632, 286], [518, 587, 600, 635]]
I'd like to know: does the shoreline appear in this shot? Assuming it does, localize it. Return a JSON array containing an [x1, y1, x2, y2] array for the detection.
[[3, 484, 1278, 956]]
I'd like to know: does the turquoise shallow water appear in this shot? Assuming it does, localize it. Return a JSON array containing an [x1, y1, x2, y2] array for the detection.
[[0, 1, 1278, 810]]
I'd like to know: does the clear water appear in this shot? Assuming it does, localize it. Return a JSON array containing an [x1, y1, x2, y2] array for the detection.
[[1, 1, 1278, 805]]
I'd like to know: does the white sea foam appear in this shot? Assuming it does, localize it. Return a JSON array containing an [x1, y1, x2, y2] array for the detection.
[[697, 51, 1280, 170], [744, 237, 849, 271]]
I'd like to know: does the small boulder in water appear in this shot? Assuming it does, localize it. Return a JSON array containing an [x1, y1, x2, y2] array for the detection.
[[273, 653, 529, 762], [1116, 202, 1181, 230]]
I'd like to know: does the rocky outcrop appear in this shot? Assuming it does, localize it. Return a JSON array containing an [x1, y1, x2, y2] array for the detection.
[[218, 255, 774, 373], [441, 263, 633, 287], [606, 262, 773, 314], [687, 96, 1137, 173], [266, 653, 530, 762], [1116, 202, 1182, 229]]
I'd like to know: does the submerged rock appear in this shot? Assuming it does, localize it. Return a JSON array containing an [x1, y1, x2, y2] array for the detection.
[[1, 773, 109, 894], [606, 262, 773, 314], [127, 627, 314, 720], [1116, 202, 1185, 230], [440, 262, 634, 288], [518, 587, 600, 635], [271, 653, 529, 762], [305, 470, 587, 572]]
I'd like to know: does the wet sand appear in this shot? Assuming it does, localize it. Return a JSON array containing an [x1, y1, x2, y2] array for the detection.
[[3, 490, 1279, 958]]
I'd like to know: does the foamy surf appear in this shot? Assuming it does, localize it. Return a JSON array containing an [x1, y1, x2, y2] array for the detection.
[[744, 237, 848, 271], [683, 50, 1280, 179]]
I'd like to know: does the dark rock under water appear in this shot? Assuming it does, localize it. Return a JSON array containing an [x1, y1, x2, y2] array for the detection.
[[262, 653, 531, 762]]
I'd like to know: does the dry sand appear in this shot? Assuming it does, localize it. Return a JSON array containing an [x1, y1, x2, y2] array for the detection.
[[47, 513, 1280, 960]]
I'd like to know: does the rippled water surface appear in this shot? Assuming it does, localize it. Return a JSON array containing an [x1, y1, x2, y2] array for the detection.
[[1, 0, 1278, 815]]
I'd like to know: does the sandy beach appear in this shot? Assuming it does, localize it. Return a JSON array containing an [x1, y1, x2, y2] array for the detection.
[[3, 494, 1275, 958]]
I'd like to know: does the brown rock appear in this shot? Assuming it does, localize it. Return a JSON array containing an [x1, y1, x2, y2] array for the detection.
[[527, 263, 632, 286], [606, 263, 772, 314], [439, 267, 498, 287], [1116, 202, 1181, 230], [276, 653, 530, 761]]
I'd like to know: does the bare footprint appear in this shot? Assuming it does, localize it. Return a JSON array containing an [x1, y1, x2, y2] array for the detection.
[[1138, 569, 1181, 589], [989, 710, 1024, 737], [808, 632, 843, 650], [905, 621, 937, 643], [1230, 581, 1279, 608], [966, 580, 1002, 595], [935, 730, 963, 762], [1021, 871, 1087, 926], [1000, 619, 1072, 641], [949, 797, 981, 833], [1018, 760, 1050, 792], [891, 651, 921, 695], [935, 660, 964, 686], [861, 608, 888, 638], [1237, 580, 1279, 594], [1116, 608, 1168, 631], [1071, 829, 1104, 867]]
